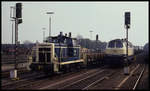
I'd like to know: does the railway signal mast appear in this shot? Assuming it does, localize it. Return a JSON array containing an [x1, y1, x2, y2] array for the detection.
[[96, 34, 99, 52], [10, 3, 23, 80], [124, 11, 130, 75]]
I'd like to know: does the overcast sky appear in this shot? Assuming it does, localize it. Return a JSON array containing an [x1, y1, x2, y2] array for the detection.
[[2, 1, 149, 46]]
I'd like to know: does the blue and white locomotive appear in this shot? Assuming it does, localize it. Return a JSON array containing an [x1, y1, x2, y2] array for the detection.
[[29, 32, 84, 74]]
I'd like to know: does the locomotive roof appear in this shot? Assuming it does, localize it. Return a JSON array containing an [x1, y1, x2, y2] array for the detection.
[[110, 39, 130, 42], [109, 39, 133, 45], [49, 36, 77, 40], [44, 32, 79, 46]]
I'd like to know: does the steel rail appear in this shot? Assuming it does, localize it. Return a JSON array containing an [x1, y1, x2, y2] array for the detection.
[[132, 64, 145, 90], [17, 70, 82, 89], [2, 68, 28, 78], [115, 64, 140, 90], [82, 71, 115, 90], [2, 72, 44, 87], [39, 67, 105, 89], [59, 69, 105, 89]]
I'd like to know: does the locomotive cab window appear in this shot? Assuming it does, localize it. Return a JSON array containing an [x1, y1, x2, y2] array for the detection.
[[32, 49, 36, 62], [73, 49, 77, 56], [108, 41, 115, 48], [38, 47, 51, 62], [116, 41, 123, 48]]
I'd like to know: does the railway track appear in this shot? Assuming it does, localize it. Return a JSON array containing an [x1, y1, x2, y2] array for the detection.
[[10, 66, 105, 89], [19, 67, 105, 89], [2, 63, 139, 90], [34, 65, 114, 90], [2, 72, 46, 89], [2, 67, 95, 89], [58, 62, 138, 90], [114, 64, 146, 90], [132, 64, 146, 90], [82, 71, 115, 90], [1, 68, 29, 78], [59, 69, 115, 90], [1, 65, 106, 90], [2, 71, 41, 86], [59, 69, 106, 89], [2, 56, 144, 90], [83, 59, 139, 90], [38, 66, 108, 89], [2, 60, 28, 64]]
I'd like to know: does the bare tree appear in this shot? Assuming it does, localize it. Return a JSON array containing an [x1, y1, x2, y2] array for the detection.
[[23, 40, 33, 45], [76, 34, 83, 40]]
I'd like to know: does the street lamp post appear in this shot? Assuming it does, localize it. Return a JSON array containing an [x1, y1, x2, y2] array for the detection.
[[42, 28, 46, 42], [10, 6, 15, 44], [11, 20, 14, 44], [46, 12, 54, 37]]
